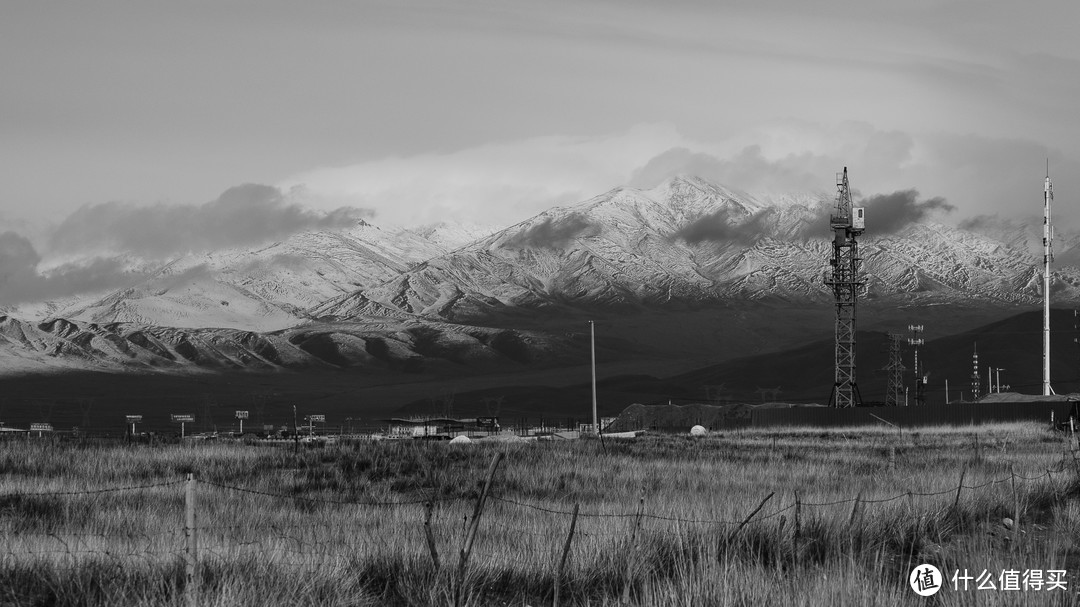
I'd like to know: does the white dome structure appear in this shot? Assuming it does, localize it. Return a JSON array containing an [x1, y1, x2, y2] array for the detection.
[[689, 425, 707, 436], [449, 435, 472, 445]]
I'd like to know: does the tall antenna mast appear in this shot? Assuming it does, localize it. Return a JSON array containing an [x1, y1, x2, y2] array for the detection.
[[1044, 163, 1055, 396], [589, 320, 598, 433], [825, 167, 865, 408], [971, 342, 980, 399]]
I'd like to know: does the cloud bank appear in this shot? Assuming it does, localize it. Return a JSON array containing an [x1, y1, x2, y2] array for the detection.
[[280, 120, 1078, 232], [623, 122, 1075, 228], [859, 190, 954, 234], [0, 184, 373, 306], [280, 124, 687, 228], [3, 120, 1074, 308], [48, 184, 373, 258], [0, 231, 147, 305]]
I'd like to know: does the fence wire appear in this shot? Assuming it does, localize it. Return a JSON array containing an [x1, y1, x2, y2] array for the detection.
[[0, 460, 1073, 572]]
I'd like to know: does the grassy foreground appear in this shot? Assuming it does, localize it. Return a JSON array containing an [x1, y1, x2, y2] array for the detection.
[[1, 422, 1079, 606]]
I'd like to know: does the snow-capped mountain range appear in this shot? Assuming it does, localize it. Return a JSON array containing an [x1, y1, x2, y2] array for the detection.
[[5, 220, 489, 332], [316, 176, 1080, 322], [2, 175, 1076, 373]]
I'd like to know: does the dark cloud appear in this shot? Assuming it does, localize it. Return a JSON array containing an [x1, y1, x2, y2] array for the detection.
[[958, 214, 1012, 232], [0, 231, 40, 272], [672, 209, 773, 246], [902, 133, 1076, 226], [788, 206, 834, 242], [668, 189, 951, 246], [501, 213, 600, 249], [48, 184, 374, 258], [0, 231, 146, 305], [957, 214, 1039, 253], [859, 189, 954, 234]]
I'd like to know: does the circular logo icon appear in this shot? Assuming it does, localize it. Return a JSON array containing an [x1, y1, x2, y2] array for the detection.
[[910, 564, 943, 597]]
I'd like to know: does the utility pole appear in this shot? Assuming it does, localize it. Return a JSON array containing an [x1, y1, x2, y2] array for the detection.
[[908, 325, 924, 406], [995, 368, 1006, 393], [825, 167, 865, 408], [883, 333, 906, 407], [589, 320, 598, 434]]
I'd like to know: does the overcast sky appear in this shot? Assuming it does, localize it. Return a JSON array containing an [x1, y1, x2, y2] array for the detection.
[[4, 0, 1080, 239]]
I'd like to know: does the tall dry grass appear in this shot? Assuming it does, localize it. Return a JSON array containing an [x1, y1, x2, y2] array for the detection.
[[0, 422, 1077, 605]]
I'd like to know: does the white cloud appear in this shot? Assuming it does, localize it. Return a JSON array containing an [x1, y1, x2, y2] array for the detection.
[[629, 121, 1077, 228], [280, 123, 689, 227], [283, 120, 1078, 232]]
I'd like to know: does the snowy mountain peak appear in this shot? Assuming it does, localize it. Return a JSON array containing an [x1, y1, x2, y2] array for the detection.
[[313, 174, 1080, 324], [8, 174, 1080, 340]]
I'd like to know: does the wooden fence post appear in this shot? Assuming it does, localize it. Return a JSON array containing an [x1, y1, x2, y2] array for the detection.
[[423, 501, 440, 570], [726, 492, 775, 548], [454, 452, 505, 607], [184, 472, 198, 607], [848, 492, 862, 528], [953, 467, 967, 513], [848, 491, 863, 552], [553, 504, 579, 607], [621, 489, 645, 604]]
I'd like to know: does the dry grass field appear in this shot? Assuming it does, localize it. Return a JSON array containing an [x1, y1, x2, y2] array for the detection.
[[1, 422, 1078, 606]]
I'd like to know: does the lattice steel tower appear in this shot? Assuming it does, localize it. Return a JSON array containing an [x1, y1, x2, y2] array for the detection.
[[825, 168, 865, 408], [883, 333, 906, 407]]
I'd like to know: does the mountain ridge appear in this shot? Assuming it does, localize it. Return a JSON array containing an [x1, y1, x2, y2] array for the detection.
[[314, 175, 1080, 324], [3, 174, 1079, 377]]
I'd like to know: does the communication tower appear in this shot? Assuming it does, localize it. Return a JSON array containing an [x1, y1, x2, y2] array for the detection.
[[825, 168, 865, 408], [883, 333, 906, 407]]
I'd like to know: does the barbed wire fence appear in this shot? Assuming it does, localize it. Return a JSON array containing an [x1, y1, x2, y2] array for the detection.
[[1, 453, 1077, 607]]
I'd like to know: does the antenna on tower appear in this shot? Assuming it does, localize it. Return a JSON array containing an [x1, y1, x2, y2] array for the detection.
[[971, 342, 980, 399], [825, 167, 865, 408], [1044, 163, 1055, 396], [908, 325, 925, 406]]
